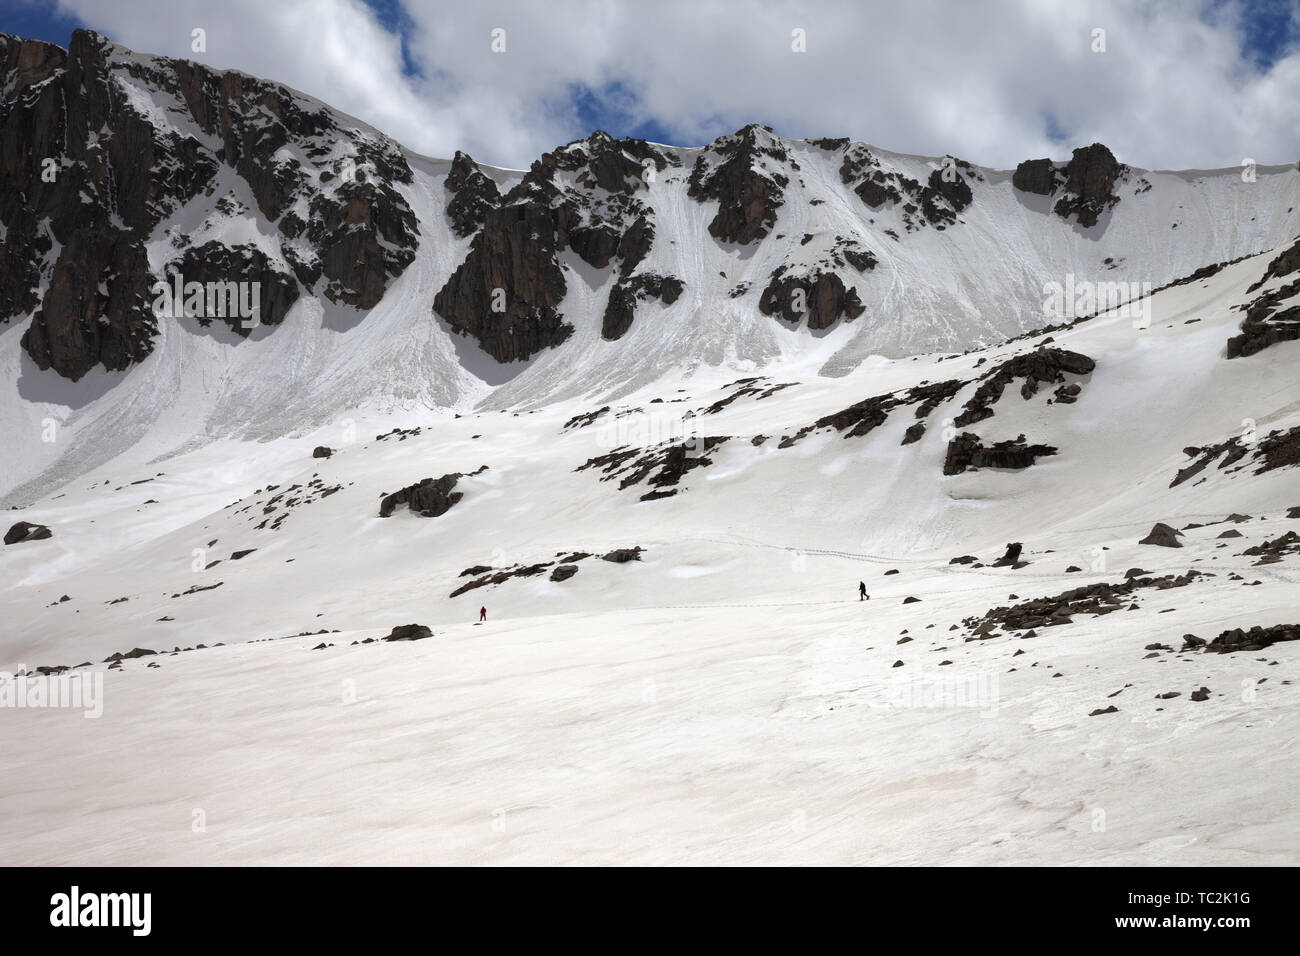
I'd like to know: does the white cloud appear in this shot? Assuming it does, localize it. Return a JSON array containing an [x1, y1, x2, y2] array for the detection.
[[50, 0, 1300, 171]]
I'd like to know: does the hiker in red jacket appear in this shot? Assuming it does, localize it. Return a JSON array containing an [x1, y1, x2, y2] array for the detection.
[[479, 606, 486, 622]]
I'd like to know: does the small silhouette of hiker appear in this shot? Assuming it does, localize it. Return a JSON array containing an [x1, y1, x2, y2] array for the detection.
[[859, 581, 868, 601], [479, 606, 487, 622]]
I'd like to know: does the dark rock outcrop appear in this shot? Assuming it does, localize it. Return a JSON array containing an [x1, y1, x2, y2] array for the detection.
[[759, 270, 865, 330], [701, 377, 794, 415], [1227, 244, 1300, 357], [992, 543, 1024, 567], [436, 131, 677, 360], [780, 379, 964, 449], [578, 438, 728, 500], [838, 144, 974, 231], [312, 446, 333, 458], [920, 166, 973, 226], [961, 569, 1205, 634], [1176, 425, 1300, 488], [2, 30, 419, 379], [444, 150, 500, 238], [1138, 522, 1183, 548], [687, 125, 789, 244], [601, 547, 643, 563], [1011, 158, 1061, 195], [602, 273, 684, 340], [20, 228, 159, 379], [1240, 530, 1300, 565], [1052, 143, 1124, 227], [4, 520, 52, 544], [382, 623, 433, 642], [434, 202, 571, 362], [943, 433, 1058, 475], [954, 347, 1095, 427], [1205, 623, 1299, 653], [165, 242, 300, 334], [378, 473, 465, 518]]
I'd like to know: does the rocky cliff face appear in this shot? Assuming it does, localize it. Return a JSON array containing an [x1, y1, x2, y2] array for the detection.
[[2, 30, 1287, 391], [687, 124, 791, 245], [1012, 143, 1125, 227], [444, 150, 501, 238], [433, 131, 680, 359], [0, 29, 418, 380], [833, 142, 977, 232]]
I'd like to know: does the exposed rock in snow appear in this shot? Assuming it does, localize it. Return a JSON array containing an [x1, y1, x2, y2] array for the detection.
[[687, 124, 789, 244], [378, 473, 466, 518], [943, 433, 1058, 475], [4, 520, 52, 544], [1138, 522, 1183, 548]]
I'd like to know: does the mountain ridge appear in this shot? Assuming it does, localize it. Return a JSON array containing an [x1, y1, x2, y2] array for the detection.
[[2, 28, 1299, 500]]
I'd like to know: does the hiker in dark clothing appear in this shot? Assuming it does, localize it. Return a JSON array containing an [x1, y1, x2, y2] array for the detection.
[[479, 606, 487, 622], [859, 581, 868, 601]]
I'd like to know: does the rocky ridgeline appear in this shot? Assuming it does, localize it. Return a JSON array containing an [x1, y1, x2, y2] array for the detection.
[[687, 124, 790, 244], [954, 347, 1096, 427], [1012, 143, 1125, 227], [831, 141, 976, 231], [1191, 623, 1300, 654], [435, 131, 680, 357], [1171, 424, 1300, 488], [701, 377, 795, 416], [779, 379, 964, 448], [1228, 236, 1300, 357], [443, 150, 501, 238], [960, 569, 1207, 636], [0, 30, 418, 380]]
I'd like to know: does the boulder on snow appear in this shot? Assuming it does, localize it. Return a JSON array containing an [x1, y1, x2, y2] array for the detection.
[[379, 474, 464, 518], [550, 564, 579, 582], [1011, 157, 1059, 195], [1139, 522, 1183, 548], [4, 521, 52, 545], [103, 647, 157, 662], [942, 432, 1057, 475], [992, 542, 1024, 567], [382, 624, 433, 642], [312, 446, 333, 458], [1206, 623, 1299, 654], [601, 547, 644, 563]]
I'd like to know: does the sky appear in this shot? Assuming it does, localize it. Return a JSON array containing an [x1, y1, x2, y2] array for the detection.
[[2, 0, 1299, 172]]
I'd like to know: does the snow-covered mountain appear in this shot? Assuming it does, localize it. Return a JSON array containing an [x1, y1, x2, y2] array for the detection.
[[3, 30, 1299, 498], [1, 31, 1298, 866]]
